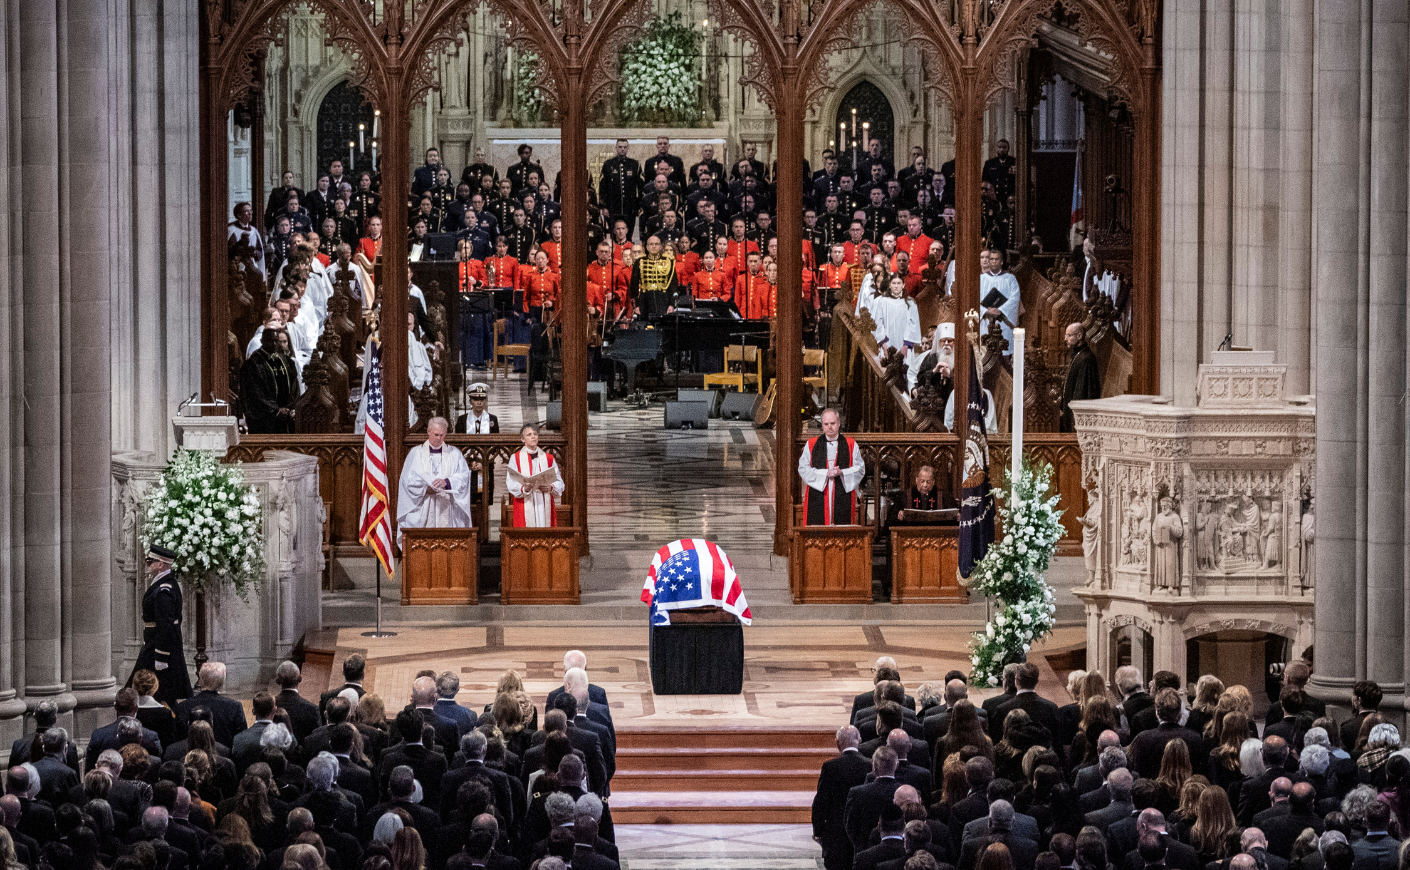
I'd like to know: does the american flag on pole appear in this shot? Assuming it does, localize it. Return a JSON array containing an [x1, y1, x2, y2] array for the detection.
[[640, 539, 752, 626], [358, 339, 395, 576], [1070, 147, 1083, 227]]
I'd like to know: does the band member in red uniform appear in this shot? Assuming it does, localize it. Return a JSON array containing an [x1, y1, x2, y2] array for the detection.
[[540, 218, 564, 272], [520, 249, 560, 320], [587, 241, 631, 321], [691, 249, 733, 302], [735, 251, 772, 320]]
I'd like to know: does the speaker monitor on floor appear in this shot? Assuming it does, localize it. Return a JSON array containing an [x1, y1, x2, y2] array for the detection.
[[587, 381, 608, 412], [676, 388, 721, 418], [719, 391, 756, 421], [545, 400, 562, 430], [664, 400, 710, 430]]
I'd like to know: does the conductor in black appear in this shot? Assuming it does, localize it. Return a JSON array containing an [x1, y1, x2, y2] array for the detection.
[[132, 545, 192, 705]]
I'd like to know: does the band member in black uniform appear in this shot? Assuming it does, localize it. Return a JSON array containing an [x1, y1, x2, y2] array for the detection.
[[131, 545, 192, 705]]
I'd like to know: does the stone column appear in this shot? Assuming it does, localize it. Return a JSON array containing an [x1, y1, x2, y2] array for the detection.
[[1277, 0, 1314, 394], [65, 0, 119, 729], [1309, 0, 1371, 707], [18, 0, 69, 715], [1363, 0, 1408, 700]]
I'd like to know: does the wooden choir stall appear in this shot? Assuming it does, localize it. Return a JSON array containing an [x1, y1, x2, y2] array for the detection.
[[789, 506, 873, 603], [890, 520, 966, 603]]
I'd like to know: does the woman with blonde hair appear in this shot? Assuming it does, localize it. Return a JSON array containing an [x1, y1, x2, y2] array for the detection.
[[0, 829, 24, 870], [1187, 675, 1224, 737], [215, 813, 264, 870], [491, 691, 532, 758], [1208, 712, 1251, 792], [1167, 776, 1208, 840], [281, 843, 329, 870], [1189, 785, 1237, 864], [1057, 671, 1089, 755]]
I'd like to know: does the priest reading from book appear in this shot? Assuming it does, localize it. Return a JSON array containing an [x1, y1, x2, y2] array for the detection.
[[797, 408, 866, 526], [507, 424, 564, 528], [396, 416, 474, 543]]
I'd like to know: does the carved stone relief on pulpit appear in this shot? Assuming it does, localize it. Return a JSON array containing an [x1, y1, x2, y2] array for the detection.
[[1191, 469, 1287, 576]]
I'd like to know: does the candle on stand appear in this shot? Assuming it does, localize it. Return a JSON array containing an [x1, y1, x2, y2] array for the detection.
[[851, 107, 857, 138], [349, 141, 355, 172], [359, 123, 365, 153], [1011, 327, 1025, 499], [371, 140, 377, 167], [373, 109, 379, 138], [862, 122, 870, 151]]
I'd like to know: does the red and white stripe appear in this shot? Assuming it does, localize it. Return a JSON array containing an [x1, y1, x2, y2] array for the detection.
[[640, 538, 752, 624]]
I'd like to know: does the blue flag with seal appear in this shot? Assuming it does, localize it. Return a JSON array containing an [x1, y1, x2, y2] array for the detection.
[[958, 343, 994, 577]]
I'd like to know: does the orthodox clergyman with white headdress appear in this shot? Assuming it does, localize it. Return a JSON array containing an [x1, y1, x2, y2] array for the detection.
[[397, 416, 474, 543]]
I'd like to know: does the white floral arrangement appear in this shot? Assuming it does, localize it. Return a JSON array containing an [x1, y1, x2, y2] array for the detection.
[[513, 50, 545, 124], [968, 459, 1064, 684], [619, 13, 702, 126], [142, 448, 265, 599]]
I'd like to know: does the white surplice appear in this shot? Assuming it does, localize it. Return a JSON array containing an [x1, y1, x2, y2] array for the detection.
[[506, 448, 564, 528], [869, 295, 922, 354], [978, 270, 1021, 354], [396, 441, 474, 544]]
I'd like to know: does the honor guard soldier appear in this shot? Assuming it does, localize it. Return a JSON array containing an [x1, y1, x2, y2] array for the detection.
[[599, 138, 642, 233], [132, 545, 192, 705]]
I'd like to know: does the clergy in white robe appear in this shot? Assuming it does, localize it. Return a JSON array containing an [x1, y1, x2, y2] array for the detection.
[[869, 275, 922, 357], [944, 386, 998, 433], [854, 263, 885, 316], [396, 417, 474, 544], [978, 254, 1020, 355], [506, 425, 564, 528], [797, 409, 866, 526]]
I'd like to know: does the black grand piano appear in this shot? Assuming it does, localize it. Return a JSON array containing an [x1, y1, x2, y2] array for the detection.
[[600, 306, 771, 395]]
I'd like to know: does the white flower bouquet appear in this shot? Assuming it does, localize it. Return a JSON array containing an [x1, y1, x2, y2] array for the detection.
[[619, 12, 702, 126], [142, 448, 265, 599], [968, 459, 1064, 684]]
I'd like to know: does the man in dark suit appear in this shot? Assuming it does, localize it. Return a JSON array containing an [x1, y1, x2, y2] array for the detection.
[[87, 688, 163, 770], [883, 732, 933, 795], [407, 675, 461, 759], [989, 663, 1061, 743], [432, 672, 478, 737], [568, 819, 619, 870], [1121, 809, 1201, 870], [981, 665, 1020, 723], [1075, 734, 1125, 796], [1127, 672, 1184, 736], [0, 796, 39, 867], [302, 696, 355, 762], [548, 651, 615, 732], [959, 780, 1040, 843], [31, 729, 79, 807], [9, 701, 78, 773], [924, 679, 989, 749], [1265, 661, 1325, 727], [844, 747, 903, 850], [563, 684, 615, 782], [1251, 777, 1293, 830], [1114, 666, 1153, 737], [948, 756, 997, 844], [852, 660, 919, 721], [173, 661, 247, 746], [272, 661, 321, 746], [857, 684, 921, 742], [1084, 768, 1135, 834], [364, 764, 442, 840], [1237, 738, 1299, 825], [1128, 688, 1210, 779], [958, 801, 1040, 870], [124, 807, 191, 870], [1107, 781, 1159, 859], [438, 731, 517, 830], [852, 802, 908, 870], [554, 695, 611, 796], [232, 692, 277, 774], [1262, 783, 1325, 859], [859, 704, 928, 761], [128, 782, 204, 861], [378, 710, 450, 807], [1350, 799, 1399, 870], [327, 724, 377, 811], [320, 654, 368, 718], [1341, 681, 1383, 753], [4, 768, 55, 847], [813, 725, 871, 870]]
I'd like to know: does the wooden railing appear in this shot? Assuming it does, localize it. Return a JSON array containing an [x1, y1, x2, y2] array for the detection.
[[793, 432, 1087, 555], [226, 433, 567, 548]]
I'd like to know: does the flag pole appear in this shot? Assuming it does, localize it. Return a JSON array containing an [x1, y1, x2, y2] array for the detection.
[[361, 560, 398, 638]]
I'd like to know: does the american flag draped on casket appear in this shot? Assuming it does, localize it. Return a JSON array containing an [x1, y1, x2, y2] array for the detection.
[[640, 538, 753, 627]]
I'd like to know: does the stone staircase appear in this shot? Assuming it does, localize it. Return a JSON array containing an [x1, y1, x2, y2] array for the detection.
[[607, 727, 833, 824]]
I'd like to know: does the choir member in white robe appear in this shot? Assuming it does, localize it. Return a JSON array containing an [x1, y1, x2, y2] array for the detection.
[[506, 425, 564, 528], [854, 257, 886, 316], [869, 275, 922, 359], [228, 203, 266, 280], [978, 249, 1020, 355], [796, 409, 866, 525], [396, 417, 474, 544], [283, 290, 319, 370]]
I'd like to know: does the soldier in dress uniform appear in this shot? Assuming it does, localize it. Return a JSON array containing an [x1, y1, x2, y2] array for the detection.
[[454, 382, 500, 519], [347, 172, 381, 233], [629, 235, 680, 320], [131, 545, 192, 706], [598, 138, 642, 233]]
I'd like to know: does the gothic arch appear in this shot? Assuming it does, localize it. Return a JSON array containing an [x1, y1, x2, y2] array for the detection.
[[816, 71, 915, 158], [298, 64, 359, 182]]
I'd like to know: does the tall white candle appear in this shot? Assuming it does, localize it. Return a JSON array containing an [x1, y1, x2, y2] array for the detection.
[[349, 142, 355, 172], [373, 109, 380, 138], [371, 140, 377, 167], [359, 123, 366, 153], [1011, 327, 1025, 496]]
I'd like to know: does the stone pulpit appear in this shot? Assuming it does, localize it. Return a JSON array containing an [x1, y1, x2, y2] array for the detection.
[[111, 417, 323, 693], [1070, 351, 1315, 681]]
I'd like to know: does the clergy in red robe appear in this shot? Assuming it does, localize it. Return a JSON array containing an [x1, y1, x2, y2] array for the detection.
[[506, 425, 564, 528]]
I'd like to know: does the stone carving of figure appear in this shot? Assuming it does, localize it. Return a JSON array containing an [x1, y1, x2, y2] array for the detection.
[[1261, 502, 1282, 569], [1151, 496, 1183, 590], [441, 42, 468, 110], [1126, 495, 1149, 567], [1300, 497, 1314, 588], [1195, 500, 1215, 570], [1078, 489, 1101, 584]]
